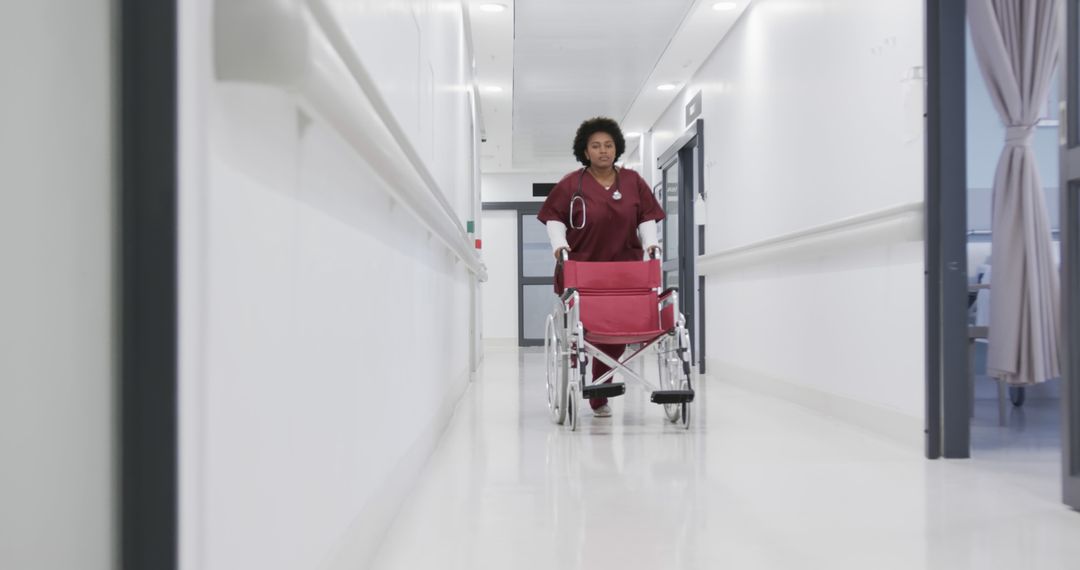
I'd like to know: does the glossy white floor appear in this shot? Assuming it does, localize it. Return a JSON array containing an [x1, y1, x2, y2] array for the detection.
[[369, 346, 1080, 570]]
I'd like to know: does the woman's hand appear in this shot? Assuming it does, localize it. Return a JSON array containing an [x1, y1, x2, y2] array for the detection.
[[647, 245, 662, 259], [554, 246, 571, 261]]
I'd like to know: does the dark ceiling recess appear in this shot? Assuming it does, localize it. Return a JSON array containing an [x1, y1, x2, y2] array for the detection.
[[533, 183, 555, 197]]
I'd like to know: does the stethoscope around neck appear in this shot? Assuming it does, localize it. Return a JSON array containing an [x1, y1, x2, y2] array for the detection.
[[569, 165, 622, 230]]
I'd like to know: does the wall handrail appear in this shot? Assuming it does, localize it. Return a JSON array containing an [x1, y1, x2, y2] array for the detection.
[[214, 0, 487, 281], [697, 201, 924, 274]]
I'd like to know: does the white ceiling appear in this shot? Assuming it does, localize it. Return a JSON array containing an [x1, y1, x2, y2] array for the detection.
[[467, 0, 752, 173], [511, 0, 695, 170]]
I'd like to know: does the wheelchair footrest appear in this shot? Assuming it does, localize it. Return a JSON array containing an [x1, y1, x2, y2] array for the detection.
[[582, 383, 626, 399], [650, 390, 695, 404]]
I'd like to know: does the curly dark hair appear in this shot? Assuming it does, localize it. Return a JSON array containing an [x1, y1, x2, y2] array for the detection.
[[572, 117, 625, 166]]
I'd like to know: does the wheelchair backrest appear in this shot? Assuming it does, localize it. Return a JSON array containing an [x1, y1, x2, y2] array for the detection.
[[562, 260, 662, 334], [561, 259, 661, 293]]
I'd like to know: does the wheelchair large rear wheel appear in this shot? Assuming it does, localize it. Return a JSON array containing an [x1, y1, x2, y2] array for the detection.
[[658, 334, 684, 423], [544, 314, 568, 425]]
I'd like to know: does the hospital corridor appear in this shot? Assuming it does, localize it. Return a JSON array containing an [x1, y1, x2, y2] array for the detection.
[[4, 1, 1080, 569]]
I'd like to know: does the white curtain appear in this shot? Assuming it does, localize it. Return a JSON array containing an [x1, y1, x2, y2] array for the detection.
[[968, 0, 1061, 385]]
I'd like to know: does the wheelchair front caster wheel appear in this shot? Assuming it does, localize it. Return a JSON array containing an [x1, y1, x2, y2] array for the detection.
[[680, 381, 691, 430], [566, 384, 579, 432]]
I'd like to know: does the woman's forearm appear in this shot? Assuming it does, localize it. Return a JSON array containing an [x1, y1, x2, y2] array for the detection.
[[638, 220, 659, 250], [546, 221, 569, 252]]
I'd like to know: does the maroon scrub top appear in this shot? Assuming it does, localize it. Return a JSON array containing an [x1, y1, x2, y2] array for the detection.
[[537, 167, 665, 262]]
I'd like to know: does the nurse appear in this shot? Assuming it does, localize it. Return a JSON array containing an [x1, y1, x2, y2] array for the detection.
[[537, 117, 665, 418]]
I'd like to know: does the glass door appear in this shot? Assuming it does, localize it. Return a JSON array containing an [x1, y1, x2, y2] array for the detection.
[[520, 206, 556, 346], [657, 121, 704, 369], [661, 160, 681, 290], [1061, 0, 1080, 509]]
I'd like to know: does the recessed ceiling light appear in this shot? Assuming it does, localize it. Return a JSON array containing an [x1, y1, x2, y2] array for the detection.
[[657, 83, 679, 92], [481, 85, 503, 93], [479, 3, 506, 12], [712, 2, 738, 10], [625, 131, 642, 138]]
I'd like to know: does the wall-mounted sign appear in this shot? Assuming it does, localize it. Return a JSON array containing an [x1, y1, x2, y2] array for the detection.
[[685, 90, 703, 126]]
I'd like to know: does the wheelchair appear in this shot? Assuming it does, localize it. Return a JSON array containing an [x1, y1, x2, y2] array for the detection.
[[544, 252, 695, 431]]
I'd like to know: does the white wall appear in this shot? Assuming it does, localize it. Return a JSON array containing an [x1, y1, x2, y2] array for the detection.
[[480, 171, 566, 203], [649, 0, 926, 440], [622, 138, 644, 175], [335, 1, 478, 220], [0, 2, 116, 569], [180, 2, 480, 568]]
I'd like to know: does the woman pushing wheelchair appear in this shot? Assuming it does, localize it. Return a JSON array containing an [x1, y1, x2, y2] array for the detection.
[[537, 117, 667, 419]]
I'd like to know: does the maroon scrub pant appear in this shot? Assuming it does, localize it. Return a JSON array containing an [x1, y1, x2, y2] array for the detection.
[[589, 343, 625, 410]]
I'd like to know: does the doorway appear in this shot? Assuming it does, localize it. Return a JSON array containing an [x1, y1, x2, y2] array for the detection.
[[927, 0, 1079, 511], [480, 201, 555, 347], [657, 119, 705, 373], [517, 203, 554, 346]]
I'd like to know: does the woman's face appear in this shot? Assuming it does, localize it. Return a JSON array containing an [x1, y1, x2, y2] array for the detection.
[[586, 132, 616, 168]]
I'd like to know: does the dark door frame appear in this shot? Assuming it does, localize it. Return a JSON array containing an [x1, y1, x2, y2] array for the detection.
[[121, 0, 179, 567], [1060, 0, 1080, 510], [657, 119, 706, 373], [924, 0, 970, 460]]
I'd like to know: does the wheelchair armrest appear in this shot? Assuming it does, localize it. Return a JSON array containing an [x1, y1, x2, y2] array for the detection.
[[658, 287, 679, 331], [560, 288, 580, 313]]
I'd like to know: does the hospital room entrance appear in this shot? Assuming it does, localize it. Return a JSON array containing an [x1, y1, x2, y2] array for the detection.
[[927, 0, 1079, 510], [657, 119, 705, 373]]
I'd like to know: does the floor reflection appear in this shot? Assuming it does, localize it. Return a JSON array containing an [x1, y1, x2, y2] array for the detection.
[[370, 346, 1080, 570]]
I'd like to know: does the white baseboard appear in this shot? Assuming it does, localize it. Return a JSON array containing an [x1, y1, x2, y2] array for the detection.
[[482, 337, 518, 349], [318, 370, 470, 569], [707, 359, 924, 449]]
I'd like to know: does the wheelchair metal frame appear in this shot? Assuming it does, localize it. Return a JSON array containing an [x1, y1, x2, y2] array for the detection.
[[545, 251, 695, 431]]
